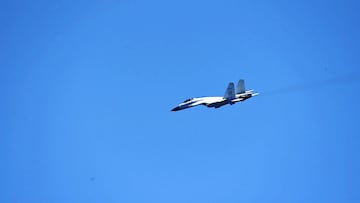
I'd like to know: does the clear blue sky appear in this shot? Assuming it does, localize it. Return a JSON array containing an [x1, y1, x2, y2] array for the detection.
[[1, 0, 360, 202]]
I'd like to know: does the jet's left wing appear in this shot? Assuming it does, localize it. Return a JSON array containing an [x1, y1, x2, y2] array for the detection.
[[224, 82, 235, 100]]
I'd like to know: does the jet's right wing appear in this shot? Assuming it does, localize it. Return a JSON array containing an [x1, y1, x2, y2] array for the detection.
[[236, 79, 245, 94], [224, 82, 235, 100]]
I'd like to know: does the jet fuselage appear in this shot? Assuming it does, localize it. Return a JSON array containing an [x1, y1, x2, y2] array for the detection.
[[171, 79, 258, 111]]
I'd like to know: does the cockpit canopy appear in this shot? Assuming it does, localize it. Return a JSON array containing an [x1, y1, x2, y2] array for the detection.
[[183, 98, 193, 103]]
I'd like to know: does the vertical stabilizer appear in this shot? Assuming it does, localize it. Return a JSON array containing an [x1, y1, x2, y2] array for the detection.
[[224, 82, 235, 99], [236, 79, 245, 94]]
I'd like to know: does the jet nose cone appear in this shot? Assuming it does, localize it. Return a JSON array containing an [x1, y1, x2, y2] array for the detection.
[[171, 106, 181, 111]]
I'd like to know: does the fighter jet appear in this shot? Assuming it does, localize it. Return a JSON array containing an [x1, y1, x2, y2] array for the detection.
[[171, 79, 259, 111]]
